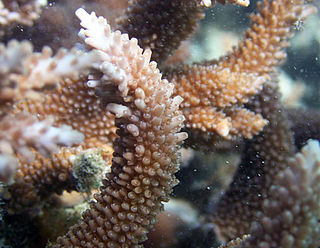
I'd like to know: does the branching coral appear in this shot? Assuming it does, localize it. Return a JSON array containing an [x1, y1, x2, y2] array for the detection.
[[216, 137, 320, 248], [165, 66, 267, 138], [14, 77, 117, 148], [211, 80, 295, 241], [117, 0, 249, 64], [164, 0, 315, 140], [5, 144, 113, 212], [0, 39, 102, 187], [241, 139, 320, 247], [0, 0, 47, 27], [0, 40, 99, 106], [117, 0, 209, 64], [53, 8, 187, 247], [0, 0, 318, 247]]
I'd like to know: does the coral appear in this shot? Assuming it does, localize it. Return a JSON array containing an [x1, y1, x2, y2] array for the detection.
[[287, 107, 320, 149], [4, 144, 113, 212], [117, 0, 249, 64], [0, 0, 47, 27], [53, 8, 187, 247], [0, 0, 318, 247], [165, 66, 267, 138], [211, 80, 295, 240], [117, 0, 208, 64], [0, 40, 99, 106], [0, 39, 103, 204], [14, 77, 118, 147], [164, 0, 315, 140], [212, 81, 320, 247], [240, 139, 320, 247]]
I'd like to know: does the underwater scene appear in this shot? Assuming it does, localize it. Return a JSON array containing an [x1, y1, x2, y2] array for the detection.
[[0, 0, 319, 247]]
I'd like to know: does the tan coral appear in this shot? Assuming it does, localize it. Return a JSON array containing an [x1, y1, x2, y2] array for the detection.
[[5, 75, 117, 207], [0, 41, 105, 185], [0, 113, 83, 185], [164, 0, 315, 141], [14, 77, 117, 148], [183, 106, 267, 138], [54, 8, 187, 247], [5, 144, 113, 212], [165, 65, 267, 139], [219, 0, 316, 75], [0, 113, 83, 161]]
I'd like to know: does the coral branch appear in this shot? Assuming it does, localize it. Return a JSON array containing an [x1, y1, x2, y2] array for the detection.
[[54, 8, 187, 247], [0, 113, 83, 163], [165, 65, 267, 139], [211, 80, 295, 241], [5, 145, 112, 212], [163, 0, 315, 141], [239, 139, 320, 247], [14, 77, 117, 148], [0, 0, 47, 26], [0, 113, 84, 185], [0, 40, 101, 105], [219, 0, 316, 76], [117, 0, 208, 64]]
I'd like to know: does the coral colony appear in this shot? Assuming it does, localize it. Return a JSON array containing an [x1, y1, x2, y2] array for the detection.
[[0, 0, 319, 247]]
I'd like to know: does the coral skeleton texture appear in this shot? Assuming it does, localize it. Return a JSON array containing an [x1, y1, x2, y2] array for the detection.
[[0, 0, 319, 248]]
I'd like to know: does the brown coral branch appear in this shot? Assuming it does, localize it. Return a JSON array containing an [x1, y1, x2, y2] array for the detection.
[[0, 113, 84, 161], [237, 139, 320, 247], [117, 0, 249, 65], [211, 80, 295, 241], [117, 0, 208, 64], [219, 0, 316, 76], [220, 140, 320, 248], [0, 113, 84, 185], [287, 107, 320, 149]]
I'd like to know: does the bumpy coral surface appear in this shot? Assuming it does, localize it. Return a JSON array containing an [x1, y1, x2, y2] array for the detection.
[[0, 0, 319, 248]]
